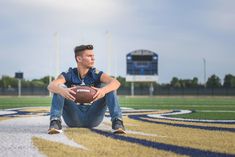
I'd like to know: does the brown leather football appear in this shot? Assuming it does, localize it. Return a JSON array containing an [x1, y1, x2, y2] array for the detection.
[[71, 86, 97, 103]]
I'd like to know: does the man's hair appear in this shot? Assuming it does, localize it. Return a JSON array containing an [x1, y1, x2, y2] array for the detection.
[[74, 44, 93, 62], [74, 45, 93, 55]]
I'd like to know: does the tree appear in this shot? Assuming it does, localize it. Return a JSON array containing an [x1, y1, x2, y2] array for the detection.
[[192, 77, 199, 87], [170, 77, 199, 88], [223, 74, 235, 88], [31, 80, 46, 88], [206, 74, 221, 88], [182, 77, 199, 88], [116, 76, 159, 89], [0, 76, 18, 88], [40, 76, 55, 85], [30, 76, 55, 88], [116, 76, 131, 88], [170, 77, 181, 88], [21, 80, 31, 87]]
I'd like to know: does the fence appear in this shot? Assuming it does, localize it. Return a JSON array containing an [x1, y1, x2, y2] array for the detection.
[[0, 87, 49, 96], [117, 87, 235, 96], [1, 87, 235, 96]]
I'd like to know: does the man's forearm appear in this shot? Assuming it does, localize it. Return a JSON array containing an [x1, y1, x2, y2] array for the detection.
[[102, 79, 120, 94], [48, 83, 64, 94]]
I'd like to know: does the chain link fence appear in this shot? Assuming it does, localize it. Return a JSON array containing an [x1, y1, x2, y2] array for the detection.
[[1, 87, 235, 96]]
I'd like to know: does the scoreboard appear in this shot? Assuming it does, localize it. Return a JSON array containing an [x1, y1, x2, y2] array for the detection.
[[126, 49, 158, 82], [15, 72, 24, 79]]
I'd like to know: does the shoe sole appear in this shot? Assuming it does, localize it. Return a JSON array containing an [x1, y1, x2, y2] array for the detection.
[[112, 128, 126, 134], [48, 128, 63, 134]]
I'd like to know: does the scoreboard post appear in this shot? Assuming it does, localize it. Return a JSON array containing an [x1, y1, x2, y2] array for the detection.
[[15, 72, 23, 97]]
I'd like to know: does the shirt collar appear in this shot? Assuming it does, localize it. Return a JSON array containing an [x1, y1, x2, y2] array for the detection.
[[76, 68, 93, 80]]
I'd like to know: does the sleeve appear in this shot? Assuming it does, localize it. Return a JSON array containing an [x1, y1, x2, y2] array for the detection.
[[96, 69, 103, 82], [93, 68, 103, 84], [61, 68, 73, 83]]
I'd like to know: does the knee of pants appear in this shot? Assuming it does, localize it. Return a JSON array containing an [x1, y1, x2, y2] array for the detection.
[[52, 93, 65, 101]]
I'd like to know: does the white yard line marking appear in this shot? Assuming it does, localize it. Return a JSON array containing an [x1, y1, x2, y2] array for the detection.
[[0, 110, 17, 115], [0, 116, 86, 157]]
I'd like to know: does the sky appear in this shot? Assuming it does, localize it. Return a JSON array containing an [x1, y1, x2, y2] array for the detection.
[[0, 0, 234, 83]]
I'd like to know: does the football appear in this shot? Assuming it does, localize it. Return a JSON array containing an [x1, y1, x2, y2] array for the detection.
[[71, 86, 97, 103]]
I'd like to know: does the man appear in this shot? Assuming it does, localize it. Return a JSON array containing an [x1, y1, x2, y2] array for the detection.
[[47, 44, 125, 134]]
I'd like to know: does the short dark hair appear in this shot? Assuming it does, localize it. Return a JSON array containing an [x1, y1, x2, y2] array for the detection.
[[74, 44, 93, 55], [74, 44, 93, 62]]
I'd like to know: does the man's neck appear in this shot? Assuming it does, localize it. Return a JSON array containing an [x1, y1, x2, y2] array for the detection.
[[77, 65, 89, 79]]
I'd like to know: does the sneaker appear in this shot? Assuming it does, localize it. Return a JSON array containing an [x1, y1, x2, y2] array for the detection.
[[112, 118, 126, 134], [48, 120, 62, 134]]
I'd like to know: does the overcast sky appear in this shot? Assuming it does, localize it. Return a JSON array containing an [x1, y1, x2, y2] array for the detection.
[[0, 0, 234, 83]]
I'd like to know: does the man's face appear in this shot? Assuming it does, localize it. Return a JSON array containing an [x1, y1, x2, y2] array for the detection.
[[77, 50, 95, 68]]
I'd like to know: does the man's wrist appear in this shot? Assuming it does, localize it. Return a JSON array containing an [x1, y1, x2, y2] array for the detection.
[[101, 87, 109, 95], [57, 84, 66, 95], [58, 84, 66, 88]]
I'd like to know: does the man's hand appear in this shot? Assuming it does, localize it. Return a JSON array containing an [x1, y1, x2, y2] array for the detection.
[[92, 87, 106, 102], [59, 86, 76, 101]]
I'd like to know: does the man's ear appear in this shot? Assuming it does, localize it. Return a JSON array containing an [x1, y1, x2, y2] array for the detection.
[[76, 56, 82, 62]]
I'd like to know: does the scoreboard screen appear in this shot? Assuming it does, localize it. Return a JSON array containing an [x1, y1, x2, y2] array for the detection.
[[132, 55, 153, 61], [126, 49, 158, 76], [15, 72, 24, 79]]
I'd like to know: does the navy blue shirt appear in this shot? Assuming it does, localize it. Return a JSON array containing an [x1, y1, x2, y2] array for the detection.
[[61, 67, 103, 88]]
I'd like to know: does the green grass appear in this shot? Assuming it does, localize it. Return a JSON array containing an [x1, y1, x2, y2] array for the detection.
[[171, 111, 235, 120], [119, 96, 235, 120], [119, 96, 235, 110], [0, 96, 235, 120], [0, 96, 51, 109]]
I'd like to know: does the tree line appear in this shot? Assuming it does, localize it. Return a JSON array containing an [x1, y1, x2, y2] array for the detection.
[[0, 76, 54, 88], [117, 74, 235, 88], [168, 74, 235, 88], [0, 74, 235, 89]]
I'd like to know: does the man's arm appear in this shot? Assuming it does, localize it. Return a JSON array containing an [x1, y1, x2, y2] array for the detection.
[[100, 73, 120, 94], [47, 74, 76, 101], [92, 73, 120, 101]]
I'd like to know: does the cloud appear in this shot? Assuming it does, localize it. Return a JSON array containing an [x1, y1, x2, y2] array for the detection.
[[10, 0, 123, 26], [0, 0, 234, 83]]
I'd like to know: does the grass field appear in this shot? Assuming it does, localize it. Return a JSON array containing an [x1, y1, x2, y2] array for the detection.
[[1, 96, 235, 157], [0, 96, 235, 120]]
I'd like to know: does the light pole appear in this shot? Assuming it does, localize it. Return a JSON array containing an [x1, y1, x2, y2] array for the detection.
[[106, 31, 112, 76], [54, 32, 60, 78], [203, 58, 206, 86]]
